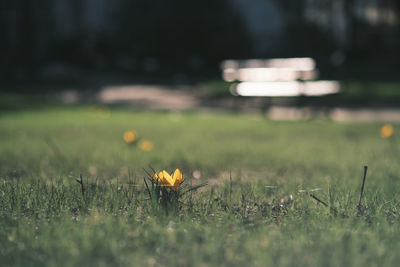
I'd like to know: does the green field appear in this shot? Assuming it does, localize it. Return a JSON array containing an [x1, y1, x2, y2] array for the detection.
[[1, 108, 400, 266]]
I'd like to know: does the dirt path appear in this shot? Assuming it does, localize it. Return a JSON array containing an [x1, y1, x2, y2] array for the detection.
[[97, 85, 200, 110], [267, 106, 400, 122]]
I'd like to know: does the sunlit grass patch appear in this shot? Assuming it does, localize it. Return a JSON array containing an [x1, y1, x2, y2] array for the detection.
[[2, 108, 400, 266]]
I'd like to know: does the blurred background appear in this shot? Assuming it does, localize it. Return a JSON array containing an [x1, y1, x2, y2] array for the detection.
[[1, 0, 400, 111]]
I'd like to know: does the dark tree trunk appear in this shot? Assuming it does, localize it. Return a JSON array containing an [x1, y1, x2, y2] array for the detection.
[[344, 0, 355, 51], [20, 0, 36, 80]]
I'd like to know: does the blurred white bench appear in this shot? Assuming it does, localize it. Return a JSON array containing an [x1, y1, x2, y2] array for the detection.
[[221, 58, 340, 97]]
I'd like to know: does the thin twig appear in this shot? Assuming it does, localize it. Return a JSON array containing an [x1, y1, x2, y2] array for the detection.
[[310, 193, 339, 215], [180, 183, 207, 196], [310, 193, 328, 207], [75, 174, 85, 198], [230, 170, 232, 202], [358, 166, 368, 208]]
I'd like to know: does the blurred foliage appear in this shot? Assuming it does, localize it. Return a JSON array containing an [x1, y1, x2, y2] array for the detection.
[[114, 0, 251, 65], [1, 0, 400, 82]]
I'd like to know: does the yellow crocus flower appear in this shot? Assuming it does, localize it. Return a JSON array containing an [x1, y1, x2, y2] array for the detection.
[[154, 169, 183, 190]]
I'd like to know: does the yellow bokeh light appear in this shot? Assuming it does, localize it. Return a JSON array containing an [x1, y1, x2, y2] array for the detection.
[[380, 124, 394, 139], [139, 140, 153, 151], [123, 131, 138, 144]]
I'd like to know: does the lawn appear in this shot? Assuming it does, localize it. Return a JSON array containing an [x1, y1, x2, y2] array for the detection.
[[1, 107, 400, 266]]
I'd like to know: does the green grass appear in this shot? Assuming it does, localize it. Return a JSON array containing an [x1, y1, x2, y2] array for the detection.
[[1, 107, 400, 266]]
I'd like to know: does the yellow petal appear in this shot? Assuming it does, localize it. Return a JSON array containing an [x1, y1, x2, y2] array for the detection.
[[173, 169, 182, 183], [172, 169, 183, 190], [171, 169, 176, 184], [162, 170, 173, 186]]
